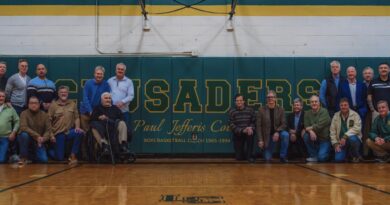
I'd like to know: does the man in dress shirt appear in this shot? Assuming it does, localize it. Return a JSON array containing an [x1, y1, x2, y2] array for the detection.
[[108, 63, 134, 127]]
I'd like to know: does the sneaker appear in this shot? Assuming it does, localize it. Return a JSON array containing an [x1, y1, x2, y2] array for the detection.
[[68, 156, 78, 166], [375, 155, 390, 163], [351, 157, 362, 163], [306, 157, 318, 162], [9, 154, 20, 163], [280, 158, 288, 163], [120, 143, 130, 154]]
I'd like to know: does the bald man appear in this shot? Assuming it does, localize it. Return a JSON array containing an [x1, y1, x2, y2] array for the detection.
[[27, 64, 56, 111]]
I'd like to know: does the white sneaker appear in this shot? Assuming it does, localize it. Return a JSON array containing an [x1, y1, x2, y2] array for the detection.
[[306, 157, 318, 162]]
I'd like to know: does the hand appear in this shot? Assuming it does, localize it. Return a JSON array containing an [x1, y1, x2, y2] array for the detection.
[[258, 141, 264, 149], [8, 132, 16, 141], [37, 136, 45, 146], [272, 132, 279, 142], [246, 127, 253, 136], [75, 128, 84, 134], [290, 133, 296, 142], [50, 137, 56, 143], [301, 130, 306, 138], [289, 129, 296, 134], [116, 101, 125, 109], [339, 138, 346, 147], [375, 137, 385, 145], [98, 115, 108, 121], [309, 130, 317, 141], [335, 145, 342, 152]]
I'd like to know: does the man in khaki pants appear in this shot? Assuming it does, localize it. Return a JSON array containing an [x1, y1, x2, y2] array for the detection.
[[367, 100, 390, 162]]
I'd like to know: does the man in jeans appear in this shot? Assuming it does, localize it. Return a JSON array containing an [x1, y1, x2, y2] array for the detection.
[[228, 94, 256, 163], [330, 98, 362, 162], [257, 90, 289, 163], [18, 96, 52, 165], [0, 90, 19, 163], [303, 95, 331, 162]]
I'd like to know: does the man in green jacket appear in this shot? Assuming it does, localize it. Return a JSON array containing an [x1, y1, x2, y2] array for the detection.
[[303, 95, 331, 162], [367, 100, 390, 162], [0, 90, 19, 163]]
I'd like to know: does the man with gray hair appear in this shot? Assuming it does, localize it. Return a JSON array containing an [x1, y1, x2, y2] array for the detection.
[[319, 60, 346, 117], [108, 63, 134, 126], [79, 65, 110, 131], [90, 92, 129, 155], [0, 61, 8, 90], [287, 98, 306, 160]]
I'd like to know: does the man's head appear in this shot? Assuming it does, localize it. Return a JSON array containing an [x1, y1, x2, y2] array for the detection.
[[378, 62, 390, 78], [339, 98, 350, 115], [36, 64, 47, 78], [266, 90, 277, 107], [0, 90, 5, 105], [293, 98, 303, 114], [115, 63, 126, 79], [309, 95, 320, 112], [101, 92, 112, 107], [234, 94, 245, 109], [377, 101, 389, 118], [28, 96, 40, 112], [330, 60, 341, 76], [346, 66, 357, 81], [94, 65, 105, 83], [18, 59, 28, 75], [0, 61, 7, 76], [362, 66, 374, 82], [57, 86, 69, 102]]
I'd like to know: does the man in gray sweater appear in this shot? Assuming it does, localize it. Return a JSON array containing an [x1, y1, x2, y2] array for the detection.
[[5, 59, 31, 115]]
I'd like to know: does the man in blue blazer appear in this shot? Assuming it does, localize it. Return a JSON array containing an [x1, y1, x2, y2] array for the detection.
[[339, 66, 367, 120]]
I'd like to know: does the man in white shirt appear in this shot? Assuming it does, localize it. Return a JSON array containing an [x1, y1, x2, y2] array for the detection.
[[108, 63, 134, 127]]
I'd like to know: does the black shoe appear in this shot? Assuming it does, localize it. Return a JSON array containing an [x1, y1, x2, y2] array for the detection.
[[280, 158, 288, 163], [375, 155, 390, 163], [120, 143, 129, 154], [101, 143, 110, 156]]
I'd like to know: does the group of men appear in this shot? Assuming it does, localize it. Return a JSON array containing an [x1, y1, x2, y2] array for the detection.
[[0, 59, 134, 166], [229, 60, 390, 163]]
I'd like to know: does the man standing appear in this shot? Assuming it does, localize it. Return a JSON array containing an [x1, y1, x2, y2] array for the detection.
[[228, 94, 256, 162], [80, 66, 111, 132], [362, 67, 374, 88], [319, 60, 346, 117], [48, 86, 83, 165], [0, 61, 8, 90], [367, 63, 390, 119], [257, 90, 289, 162], [303, 95, 331, 162], [287, 98, 306, 160], [5, 59, 31, 115], [0, 90, 19, 163], [339, 66, 367, 120], [330, 98, 362, 162], [108, 63, 134, 125], [27, 64, 56, 111], [18, 96, 52, 165], [367, 101, 390, 162]]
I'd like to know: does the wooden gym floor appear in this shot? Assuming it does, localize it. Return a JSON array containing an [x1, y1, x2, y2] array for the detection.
[[0, 159, 389, 205]]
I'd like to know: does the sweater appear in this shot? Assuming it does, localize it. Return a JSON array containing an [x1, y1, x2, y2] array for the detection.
[[228, 106, 256, 137], [0, 105, 19, 137], [79, 79, 111, 114], [304, 107, 331, 141], [5, 73, 31, 107], [27, 77, 56, 103]]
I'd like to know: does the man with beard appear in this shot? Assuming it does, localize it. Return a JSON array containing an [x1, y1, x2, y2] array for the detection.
[[27, 64, 56, 111]]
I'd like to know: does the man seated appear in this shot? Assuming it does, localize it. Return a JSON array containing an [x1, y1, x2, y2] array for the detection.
[[0, 90, 19, 163], [303, 95, 331, 162], [287, 98, 307, 160], [48, 86, 83, 165], [330, 98, 362, 162], [18, 96, 52, 165], [90, 92, 129, 155], [367, 100, 390, 162]]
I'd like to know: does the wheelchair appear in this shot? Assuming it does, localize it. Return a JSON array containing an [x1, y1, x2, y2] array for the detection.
[[85, 121, 136, 164]]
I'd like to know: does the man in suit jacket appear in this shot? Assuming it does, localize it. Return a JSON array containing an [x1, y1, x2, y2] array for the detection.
[[287, 98, 307, 160], [339, 66, 367, 120], [256, 90, 289, 162]]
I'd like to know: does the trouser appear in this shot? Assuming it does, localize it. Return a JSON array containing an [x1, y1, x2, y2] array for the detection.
[[288, 134, 307, 159], [366, 138, 390, 157], [92, 121, 128, 145], [334, 135, 361, 162], [51, 129, 83, 161], [233, 133, 254, 160], [0, 137, 9, 163], [362, 111, 373, 156], [80, 114, 90, 132], [17, 132, 48, 163], [303, 133, 331, 162], [263, 131, 289, 160]]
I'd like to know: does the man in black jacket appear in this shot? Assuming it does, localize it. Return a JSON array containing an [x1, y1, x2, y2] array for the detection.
[[90, 92, 129, 154], [287, 98, 307, 160]]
